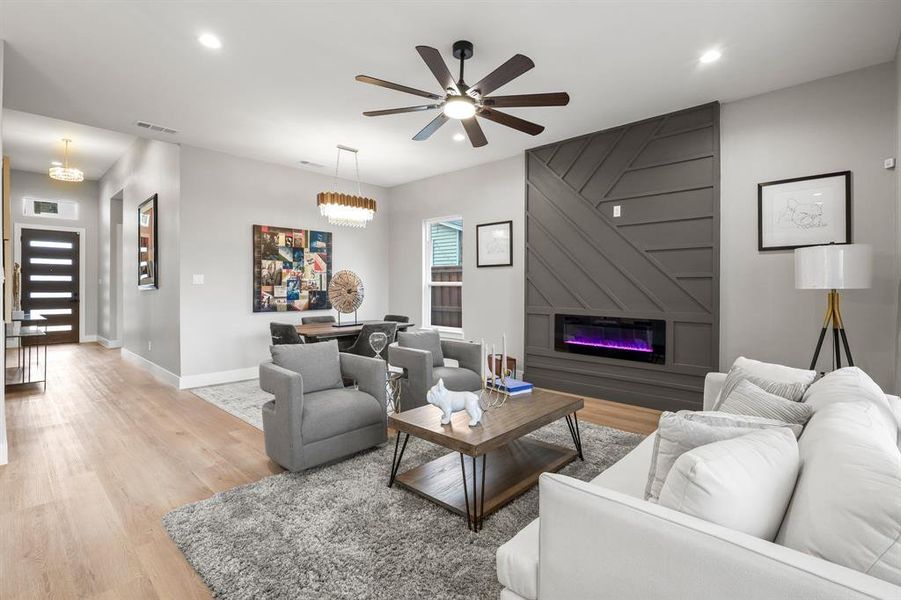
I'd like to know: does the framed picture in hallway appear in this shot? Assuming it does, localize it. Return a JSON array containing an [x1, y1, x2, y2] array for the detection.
[[758, 171, 851, 251], [138, 194, 158, 289], [476, 220, 513, 267], [252, 224, 333, 312]]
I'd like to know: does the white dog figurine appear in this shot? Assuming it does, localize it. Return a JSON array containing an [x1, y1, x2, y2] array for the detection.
[[427, 379, 483, 427]]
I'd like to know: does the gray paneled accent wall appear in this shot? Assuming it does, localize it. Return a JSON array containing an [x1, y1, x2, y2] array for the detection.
[[524, 102, 720, 411]]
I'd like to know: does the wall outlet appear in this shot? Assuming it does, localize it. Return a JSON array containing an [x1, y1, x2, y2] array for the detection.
[[148, 341, 152, 351], [192, 274, 205, 285], [885, 157, 896, 170], [613, 205, 621, 218]]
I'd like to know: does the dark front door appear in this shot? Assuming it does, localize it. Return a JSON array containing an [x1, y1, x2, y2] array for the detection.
[[20, 228, 80, 344]]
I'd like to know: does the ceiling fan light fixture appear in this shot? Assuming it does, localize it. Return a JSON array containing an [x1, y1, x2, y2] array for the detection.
[[443, 97, 477, 120], [48, 139, 84, 182]]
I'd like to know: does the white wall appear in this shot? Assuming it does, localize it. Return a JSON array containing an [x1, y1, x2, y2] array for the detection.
[[177, 145, 391, 385], [98, 138, 181, 376], [9, 169, 99, 338], [1, 39, 8, 464], [388, 156, 525, 362], [895, 41, 901, 393], [721, 62, 898, 390]]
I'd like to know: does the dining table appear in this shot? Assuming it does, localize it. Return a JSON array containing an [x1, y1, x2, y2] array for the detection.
[[294, 320, 415, 343]]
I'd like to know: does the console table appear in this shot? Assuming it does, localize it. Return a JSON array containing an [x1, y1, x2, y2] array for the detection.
[[5, 316, 49, 391]]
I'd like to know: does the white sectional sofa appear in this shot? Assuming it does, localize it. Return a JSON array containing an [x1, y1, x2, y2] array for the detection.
[[496, 367, 901, 600]]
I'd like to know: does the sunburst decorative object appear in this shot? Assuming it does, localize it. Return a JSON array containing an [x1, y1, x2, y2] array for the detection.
[[328, 270, 364, 327], [48, 139, 84, 182]]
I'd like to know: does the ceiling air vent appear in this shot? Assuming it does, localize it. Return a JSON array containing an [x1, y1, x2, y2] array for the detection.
[[134, 120, 179, 135]]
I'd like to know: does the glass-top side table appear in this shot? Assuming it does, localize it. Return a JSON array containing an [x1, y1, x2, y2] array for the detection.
[[5, 323, 48, 391]]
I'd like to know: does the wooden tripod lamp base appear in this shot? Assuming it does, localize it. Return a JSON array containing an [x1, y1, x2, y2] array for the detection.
[[809, 289, 853, 370]]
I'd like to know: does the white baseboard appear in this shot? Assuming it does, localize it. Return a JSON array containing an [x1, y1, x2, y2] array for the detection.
[[121, 348, 180, 388], [97, 336, 122, 349], [80, 334, 98, 343], [179, 366, 258, 390]]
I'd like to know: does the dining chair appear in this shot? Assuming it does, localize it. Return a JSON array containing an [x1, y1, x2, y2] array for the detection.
[[343, 322, 398, 358], [301, 316, 336, 325], [383, 314, 410, 323], [270, 322, 304, 345]]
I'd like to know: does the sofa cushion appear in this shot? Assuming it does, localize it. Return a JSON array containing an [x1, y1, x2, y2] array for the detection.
[[776, 367, 901, 585], [433, 366, 482, 392], [718, 380, 812, 426], [680, 410, 803, 438], [301, 388, 384, 444], [398, 329, 445, 367], [591, 433, 657, 498], [496, 518, 539, 600], [714, 357, 816, 408], [645, 412, 753, 501], [659, 428, 800, 541], [270, 340, 343, 393]]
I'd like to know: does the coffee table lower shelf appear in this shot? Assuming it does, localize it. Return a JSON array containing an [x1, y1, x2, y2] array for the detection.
[[393, 438, 576, 531]]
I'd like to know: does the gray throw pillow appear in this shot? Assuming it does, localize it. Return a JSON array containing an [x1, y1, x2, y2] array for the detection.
[[715, 366, 809, 409], [645, 412, 753, 502], [679, 410, 803, 438], [719, 380, 813, 426], [270, 340, 343, 393], [397, 329, 444, 367]]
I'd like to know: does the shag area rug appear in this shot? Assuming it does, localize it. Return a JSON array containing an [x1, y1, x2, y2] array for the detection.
[[164, 417, 643, 600]]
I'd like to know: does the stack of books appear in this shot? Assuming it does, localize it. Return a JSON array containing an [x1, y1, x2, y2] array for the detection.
[[490, 376, 534, 396]]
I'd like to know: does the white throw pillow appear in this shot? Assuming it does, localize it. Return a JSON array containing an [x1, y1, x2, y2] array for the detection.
[[658, 428, 800, 541], [644, 412, 753, 502], [679, 409, 803, 438], [777, 367, 901, 585], [733, 356, 817, 386]]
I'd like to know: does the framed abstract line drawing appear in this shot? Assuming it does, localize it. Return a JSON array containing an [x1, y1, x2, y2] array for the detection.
[[758, 171, 851, 251], [476, 220, 513, 267], [138, 194, 158, 289]]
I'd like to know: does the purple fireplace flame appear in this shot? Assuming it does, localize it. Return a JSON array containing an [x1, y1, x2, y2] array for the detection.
[[563, 336, 654, 353]]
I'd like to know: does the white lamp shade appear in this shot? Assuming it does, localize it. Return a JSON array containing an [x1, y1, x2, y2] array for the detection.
[[794, 244, 872, 290]]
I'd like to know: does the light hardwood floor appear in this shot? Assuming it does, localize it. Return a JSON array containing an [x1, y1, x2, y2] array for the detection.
[[1, 343, 659, 599]]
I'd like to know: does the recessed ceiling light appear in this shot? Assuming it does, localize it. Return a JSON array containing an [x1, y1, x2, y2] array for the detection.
[[50, 161, 62, 166], [699, 49, 722, 64], [453, 132, 465, 142], [198, 33, 222, 49]]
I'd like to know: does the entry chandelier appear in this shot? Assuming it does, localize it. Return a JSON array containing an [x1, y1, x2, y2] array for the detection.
[[48, 138, 84, 183], [317, 145, 376, 228]]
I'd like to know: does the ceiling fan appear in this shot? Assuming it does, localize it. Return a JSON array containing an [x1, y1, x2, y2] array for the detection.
[[356, 40, 569, 148]]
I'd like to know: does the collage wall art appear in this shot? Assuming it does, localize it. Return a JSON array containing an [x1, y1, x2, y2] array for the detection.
[[252, 224, 332, 312]]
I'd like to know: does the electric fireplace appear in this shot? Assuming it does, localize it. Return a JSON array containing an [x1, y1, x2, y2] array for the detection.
[[554, 314, 666, 364]]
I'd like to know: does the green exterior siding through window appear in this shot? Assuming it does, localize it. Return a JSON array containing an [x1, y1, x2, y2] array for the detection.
[[430, 221, 463, 267]]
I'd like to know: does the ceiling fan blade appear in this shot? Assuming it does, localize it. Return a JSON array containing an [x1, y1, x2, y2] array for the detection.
[[482, 92, 570, 108], [363, 104, 441, 117], [468, 54, 535, 97], [462, 117, 488, 148], [478, 107, 545, 136], [355, 75, 442, 101], [416, 46, 459, 94], [413, 113, 449, 141]]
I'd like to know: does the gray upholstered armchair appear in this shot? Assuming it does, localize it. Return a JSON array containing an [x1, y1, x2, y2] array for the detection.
[[260, 340, 387, 472], [388, 329, 482, 411]]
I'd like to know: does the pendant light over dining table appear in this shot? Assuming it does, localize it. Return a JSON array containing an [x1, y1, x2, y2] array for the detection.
[[317, 145, 377, 228]]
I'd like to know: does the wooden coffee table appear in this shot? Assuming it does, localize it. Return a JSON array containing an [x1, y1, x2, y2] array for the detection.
[[388, 389, 584, 531]]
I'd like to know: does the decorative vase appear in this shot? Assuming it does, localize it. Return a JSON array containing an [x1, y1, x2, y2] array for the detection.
[[369, 332, 389, 359]]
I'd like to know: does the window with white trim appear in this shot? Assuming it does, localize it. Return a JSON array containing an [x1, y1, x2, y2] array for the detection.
[[423, 217, 463, 333]]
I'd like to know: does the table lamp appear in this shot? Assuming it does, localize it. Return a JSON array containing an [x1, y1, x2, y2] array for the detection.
[[794, 244, 872, 370]]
